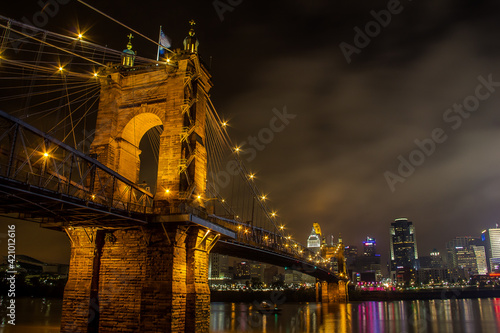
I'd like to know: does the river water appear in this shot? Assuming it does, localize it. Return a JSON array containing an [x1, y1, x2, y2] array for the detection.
[[1, 297, 500, 332]]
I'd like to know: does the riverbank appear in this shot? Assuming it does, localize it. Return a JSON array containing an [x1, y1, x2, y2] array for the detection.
[[211, 287, 500, 303], [349, 287, 500, 301], [211, 289, 316, 303]]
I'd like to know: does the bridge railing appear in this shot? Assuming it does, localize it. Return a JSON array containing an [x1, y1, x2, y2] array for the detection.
[[208, 214, 331, 270], [0, 110, 153, 215]]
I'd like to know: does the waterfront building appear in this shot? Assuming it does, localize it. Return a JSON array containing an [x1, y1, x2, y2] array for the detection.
[[234, 261, 251, 279], [445, 237, 487, 277], [482, 228, 500, 272], [208, 253, 230, 283]]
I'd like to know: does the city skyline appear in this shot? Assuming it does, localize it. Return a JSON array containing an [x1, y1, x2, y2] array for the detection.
[[2, 1, 500, 266]]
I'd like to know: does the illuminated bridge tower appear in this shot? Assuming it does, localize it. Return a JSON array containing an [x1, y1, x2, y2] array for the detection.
[[89, 30, 210, 207], [320, 233, 348, 303], [308, 222, 348, 303], [61, 24, 219, 333]]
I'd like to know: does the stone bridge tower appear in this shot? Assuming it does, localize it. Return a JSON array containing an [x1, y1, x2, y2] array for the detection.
[[90, 28, 211, 209], [60, 25, 219, 333]]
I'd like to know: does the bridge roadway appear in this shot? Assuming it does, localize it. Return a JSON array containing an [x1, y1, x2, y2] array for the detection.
[[0, 109, 342, 283]]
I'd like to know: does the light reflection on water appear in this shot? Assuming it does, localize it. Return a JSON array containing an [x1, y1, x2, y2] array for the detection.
[[1, 297, 500, 332], [210, 298, 500, 332], [0, 297, 61, 333]]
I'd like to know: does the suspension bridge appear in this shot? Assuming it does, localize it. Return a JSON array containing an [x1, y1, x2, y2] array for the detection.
[[0, 8, 348, 333]]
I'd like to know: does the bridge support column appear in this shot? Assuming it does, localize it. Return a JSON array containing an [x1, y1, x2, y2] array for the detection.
[[320, 281, 349, 303], [60, 228, 103, 332], [328, 282, 338, 302], [61, 224, 215, 333], [338, 280, 349, 303], [315, 281, 320, 302], [321, 281, 329, 303], [185, 227, 211, 332]]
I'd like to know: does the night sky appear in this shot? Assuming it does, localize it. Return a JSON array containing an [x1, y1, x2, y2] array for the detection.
[[2, 0, 500, 268]]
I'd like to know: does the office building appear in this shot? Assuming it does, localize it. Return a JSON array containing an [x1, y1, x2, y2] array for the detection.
[[208, 253, 230, 283], [363, 237, 376, 256], [389, 218, 419, 281], [446, 236, 487, 277], [471, 245, 488, 275], [420, 249, 443, 269], [482, 228, 500, 272], [234, 261, 251, 279]]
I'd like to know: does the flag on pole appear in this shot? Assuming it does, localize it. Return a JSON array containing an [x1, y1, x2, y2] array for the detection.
[[157, 26, 172, 61], [159, 29, 171, 54]]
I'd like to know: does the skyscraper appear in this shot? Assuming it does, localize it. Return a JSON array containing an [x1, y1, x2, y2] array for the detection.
[[363, 237, 376, 256], [482, 228, 500, 272], [357, 236, 382, 281], [389, 218, 419, 280], [445, 236, 486, 277], [471, 245, 488, 275], [208, 253, 229, 282]]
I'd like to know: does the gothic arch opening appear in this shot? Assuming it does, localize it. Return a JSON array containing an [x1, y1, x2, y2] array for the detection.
[[138, 125, 163, 194], [117, 112, 163, 190]]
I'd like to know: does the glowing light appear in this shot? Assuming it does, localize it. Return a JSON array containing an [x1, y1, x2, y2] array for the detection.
[[271, 212, 277, 217], [43, 152, 49, 158], [58, 67, 64, 71], [221, 121, 227, 127], [287, 236, 291, 240], [260, 195, 267, 200], [248, 173, 255, 180], [279, 225, 284, 230], [197, 195, 201, 200], [78, 33, 83, 39], [264, 236, 268, 240], [166, 58, 171, 63], [234, 146, 240, 153], [165, 189, 170, 194], [244, 229, 249, 234], [93, 72, 98, 77], [238, 225, 242, 230], [221, 198, 225, 203], [91, 194, 96, 200]]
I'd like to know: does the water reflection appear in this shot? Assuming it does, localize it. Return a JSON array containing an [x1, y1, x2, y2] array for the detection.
[[0, 297, 61, 333], [210, 298, 500, 332], [2, 297, 500, 332]]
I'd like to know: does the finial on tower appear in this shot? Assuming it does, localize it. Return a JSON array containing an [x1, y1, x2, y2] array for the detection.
[[127, 33, 134, 50], [122, 33, 136, 68], [183, 19, 199, 53]]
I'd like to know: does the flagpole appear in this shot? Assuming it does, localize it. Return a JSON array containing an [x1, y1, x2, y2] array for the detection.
[[156, 25, 162, 61]]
